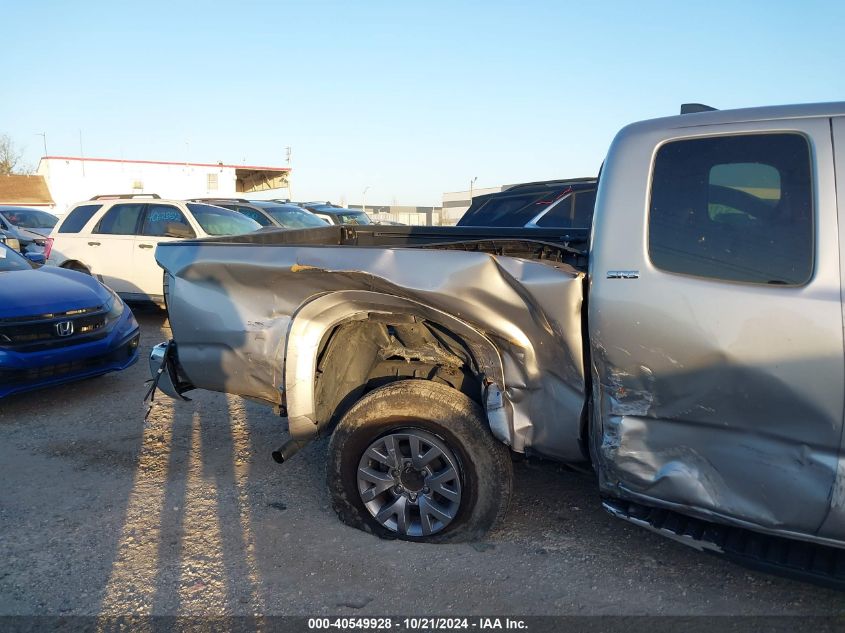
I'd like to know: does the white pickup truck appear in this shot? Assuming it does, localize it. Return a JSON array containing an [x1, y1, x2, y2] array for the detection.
[[150, 102, 845, 585]]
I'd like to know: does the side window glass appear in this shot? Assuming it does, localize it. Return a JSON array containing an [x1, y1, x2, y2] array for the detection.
[[649, 133, 813, 285], [572, 190, 597, 227], [94, 203, 144, 235], [58, 204, 102, 233], [708, 163, 780, 223], [536, 195, 573, 227], [237, 207, 272, 226], [142, 204, 195, 238]]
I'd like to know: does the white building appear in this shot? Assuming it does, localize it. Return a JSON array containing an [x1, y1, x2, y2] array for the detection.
[[37, 156, 291, 216]]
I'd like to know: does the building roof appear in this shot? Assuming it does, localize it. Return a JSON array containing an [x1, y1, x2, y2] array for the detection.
[[41, 155, 290, 172], [0, 175, 54, 205]]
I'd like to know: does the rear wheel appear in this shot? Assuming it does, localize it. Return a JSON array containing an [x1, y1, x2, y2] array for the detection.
[[327, 380, 512, 542]]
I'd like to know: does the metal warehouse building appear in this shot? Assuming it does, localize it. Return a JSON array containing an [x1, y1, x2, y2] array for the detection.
[[36, 156, 291, 216]]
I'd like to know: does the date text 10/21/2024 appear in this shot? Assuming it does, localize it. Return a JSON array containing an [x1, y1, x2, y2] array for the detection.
[[307, 618, 528, 630]]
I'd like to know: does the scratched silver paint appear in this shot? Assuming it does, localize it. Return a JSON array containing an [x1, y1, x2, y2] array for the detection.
[[156, 244, 587, 461]]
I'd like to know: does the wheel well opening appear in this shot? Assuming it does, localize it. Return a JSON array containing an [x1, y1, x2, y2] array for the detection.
[[61, 260, 90, 273], [313, 315, 484, 431]]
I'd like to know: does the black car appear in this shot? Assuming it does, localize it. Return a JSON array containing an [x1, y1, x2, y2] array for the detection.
[[188, 199, 328, 230], [456, 178, 597, 228]]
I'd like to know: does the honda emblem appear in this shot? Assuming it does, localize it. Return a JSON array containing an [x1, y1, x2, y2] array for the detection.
[[55, 321, 74, 337]]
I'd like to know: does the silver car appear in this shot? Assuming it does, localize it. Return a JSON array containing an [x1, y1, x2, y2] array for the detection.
[[0, 206, 58, 255]]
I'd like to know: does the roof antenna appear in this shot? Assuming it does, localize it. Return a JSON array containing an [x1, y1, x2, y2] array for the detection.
[[681, 103, 717, 114]]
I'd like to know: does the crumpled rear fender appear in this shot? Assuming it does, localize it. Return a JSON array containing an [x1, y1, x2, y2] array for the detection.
[[161, 245, 587, 460]]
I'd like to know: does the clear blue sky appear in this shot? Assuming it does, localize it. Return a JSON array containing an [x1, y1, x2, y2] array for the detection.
[[4, 0, 844, 205]]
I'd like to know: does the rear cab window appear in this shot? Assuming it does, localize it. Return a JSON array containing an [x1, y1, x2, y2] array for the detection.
[[648, 133, 813, 285], [461, 192, 550, 227], [535, 190, 597, 228], [57, 204, 102, 233]]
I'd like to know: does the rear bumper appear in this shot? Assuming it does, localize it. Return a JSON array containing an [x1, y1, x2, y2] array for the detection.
[[0, 309, 140, 398], [149, 341, 194, 400]]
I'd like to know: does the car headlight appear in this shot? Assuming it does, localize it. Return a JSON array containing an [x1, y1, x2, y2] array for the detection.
[[104, 286, 125, 320]]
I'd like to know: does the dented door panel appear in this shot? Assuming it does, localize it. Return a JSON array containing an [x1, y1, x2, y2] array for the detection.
[[589, 117, 844, 536]]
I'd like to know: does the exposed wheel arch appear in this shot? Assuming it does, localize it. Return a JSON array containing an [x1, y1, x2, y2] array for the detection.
[[283, 290, 510, 446], [314, 316, 484, 431]]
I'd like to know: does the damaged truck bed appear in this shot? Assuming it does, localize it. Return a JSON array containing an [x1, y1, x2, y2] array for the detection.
[[151, 102, 845, 585], [156, 225, 590, 461]]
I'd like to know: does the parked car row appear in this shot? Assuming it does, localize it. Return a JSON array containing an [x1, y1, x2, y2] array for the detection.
[[1, 193, 373, 398], [48, 195, 265, 302], [2, 179, 575, 401], [188, 198, 329, 229]]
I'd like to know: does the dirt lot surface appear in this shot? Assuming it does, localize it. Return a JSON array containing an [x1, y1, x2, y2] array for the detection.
[[1, 308, 844, 617]]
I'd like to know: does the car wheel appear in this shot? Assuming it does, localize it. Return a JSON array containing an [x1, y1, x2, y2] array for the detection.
[[327, 379, 513, 542], [64, 262, 91, 275]]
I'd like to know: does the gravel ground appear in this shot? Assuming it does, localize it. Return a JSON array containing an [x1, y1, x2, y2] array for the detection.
[[0, 307, 843, 617]]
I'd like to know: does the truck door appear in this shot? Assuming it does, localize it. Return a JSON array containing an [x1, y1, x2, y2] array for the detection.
[[589, 118, 843, 536]]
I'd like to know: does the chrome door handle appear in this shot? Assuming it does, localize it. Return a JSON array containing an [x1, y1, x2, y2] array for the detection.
[[88, 241, 100, 246], [138, 244, 154, 249]]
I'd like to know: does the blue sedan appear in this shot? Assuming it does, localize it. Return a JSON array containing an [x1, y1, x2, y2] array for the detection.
[[0, 243, 140, 398]]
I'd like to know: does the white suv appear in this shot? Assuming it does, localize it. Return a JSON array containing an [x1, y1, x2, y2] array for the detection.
[[47, 194, 260, 302]]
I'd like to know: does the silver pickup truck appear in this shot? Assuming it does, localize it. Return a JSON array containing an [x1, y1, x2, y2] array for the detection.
[[151, 102, 845, 583]]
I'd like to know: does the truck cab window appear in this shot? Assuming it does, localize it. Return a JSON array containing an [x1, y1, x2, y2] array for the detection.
[[648, 133, 813, 285]]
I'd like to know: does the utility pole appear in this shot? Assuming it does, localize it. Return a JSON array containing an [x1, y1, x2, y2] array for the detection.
[[469, 176, 478, 205], [362, 185, 371, 213], [79, 129, 86, 176], [285, 146, 293, 200], [35, 133, 47, 157]]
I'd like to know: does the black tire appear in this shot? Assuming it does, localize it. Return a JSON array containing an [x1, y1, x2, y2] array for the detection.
[[64, 262, 91, 275], [327, 379, 513, 543]]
